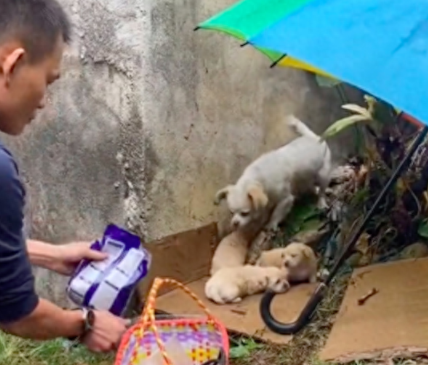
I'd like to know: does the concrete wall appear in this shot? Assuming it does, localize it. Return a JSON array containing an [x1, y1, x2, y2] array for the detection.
[[3, 0, 359, 304]]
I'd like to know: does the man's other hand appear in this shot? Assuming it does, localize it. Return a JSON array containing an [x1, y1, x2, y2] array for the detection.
[[82, 310, 130, 353]]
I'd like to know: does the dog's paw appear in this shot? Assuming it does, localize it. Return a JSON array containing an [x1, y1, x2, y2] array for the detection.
[[232, 297, 242, 303], [317, 197, 329, 211], [265, 226, 279, 238]]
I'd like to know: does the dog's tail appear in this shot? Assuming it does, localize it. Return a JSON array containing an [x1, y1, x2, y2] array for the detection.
[[287, 115, 321, 141], [287, 115, 331, 160]]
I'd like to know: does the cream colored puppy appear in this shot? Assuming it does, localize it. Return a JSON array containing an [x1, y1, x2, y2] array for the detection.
[[256, 247, 288, 268], [214, 115, 332, 232], [256, 243, 318, 283], [205, 265, 290, 304], [210, 228, 253, 276]]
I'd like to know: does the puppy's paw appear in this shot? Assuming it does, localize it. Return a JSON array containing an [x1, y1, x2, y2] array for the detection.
[[232, 297, 242, 303], [309, 275, 318, 284]]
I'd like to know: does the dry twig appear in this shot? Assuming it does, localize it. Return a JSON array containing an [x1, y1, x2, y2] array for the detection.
[[358, 287, 379, 305]]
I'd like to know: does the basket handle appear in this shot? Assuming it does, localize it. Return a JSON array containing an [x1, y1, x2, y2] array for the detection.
[[141, 277, 215, 323], [137, 277, 217, 365]]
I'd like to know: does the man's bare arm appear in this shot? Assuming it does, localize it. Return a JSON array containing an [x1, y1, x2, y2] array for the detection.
[[0, 298, 83, 340], [27, 239, 60, 269]]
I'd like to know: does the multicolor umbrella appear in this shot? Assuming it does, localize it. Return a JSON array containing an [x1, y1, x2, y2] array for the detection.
[[195, 0, 333, 77], [197, 0, 428, 125]]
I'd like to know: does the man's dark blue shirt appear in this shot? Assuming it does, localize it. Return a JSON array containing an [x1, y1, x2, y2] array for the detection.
[[0, 141, 38, 323]]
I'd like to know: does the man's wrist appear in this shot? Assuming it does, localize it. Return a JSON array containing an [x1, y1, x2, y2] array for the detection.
[[66, 308, 95, 342]]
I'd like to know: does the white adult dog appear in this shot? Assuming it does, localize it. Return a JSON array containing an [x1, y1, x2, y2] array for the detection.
[[214, 115, 332, 231]]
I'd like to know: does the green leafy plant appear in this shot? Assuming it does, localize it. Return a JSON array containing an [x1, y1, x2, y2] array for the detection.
[[280, 197, 322, 239], [417, 219, 428, 239], [229, 338, 263, 359], [322, 95, 377, 140]]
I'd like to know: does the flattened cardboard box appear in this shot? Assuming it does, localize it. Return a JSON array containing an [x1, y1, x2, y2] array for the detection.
[[320, 258, 428, 362], [138, 222, 317, 344]]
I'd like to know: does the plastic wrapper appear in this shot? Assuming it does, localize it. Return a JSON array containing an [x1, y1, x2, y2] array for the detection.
[[67, 224, 151, 316]]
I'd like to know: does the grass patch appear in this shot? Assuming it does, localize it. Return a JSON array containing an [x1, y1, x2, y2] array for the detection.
[[0, 331, 113, 365]]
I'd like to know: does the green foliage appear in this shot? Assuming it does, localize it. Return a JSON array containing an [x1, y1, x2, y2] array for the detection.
[[418, 219, 428, 239], [229, 338, 263, 359], [281, 196, 322, 239], [0, 332, 112, 365]]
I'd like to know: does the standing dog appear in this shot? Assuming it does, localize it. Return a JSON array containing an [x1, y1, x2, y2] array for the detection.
[[214, 115, 332, 232]]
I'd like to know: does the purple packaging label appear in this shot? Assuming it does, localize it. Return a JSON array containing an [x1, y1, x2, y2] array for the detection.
[[66, 224, 151, 316]]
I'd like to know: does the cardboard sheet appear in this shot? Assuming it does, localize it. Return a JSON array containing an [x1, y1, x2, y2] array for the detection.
[[137, 223, 218, 298], [320, 258, 428, 362], [155, 278, 317, 344]]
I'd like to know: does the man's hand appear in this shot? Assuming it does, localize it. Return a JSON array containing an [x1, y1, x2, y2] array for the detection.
[[27, 240, 107, 276], [53, 242, 107, 275], [82, 310, 130, 353]]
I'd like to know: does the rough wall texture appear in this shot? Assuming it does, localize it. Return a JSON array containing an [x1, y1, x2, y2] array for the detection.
[[2, 0, 359, 304]]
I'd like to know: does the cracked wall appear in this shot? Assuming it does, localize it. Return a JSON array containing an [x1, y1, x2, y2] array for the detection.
[[2, 0, 358, 304]]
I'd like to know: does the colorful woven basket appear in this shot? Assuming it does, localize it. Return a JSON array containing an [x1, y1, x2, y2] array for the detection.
[[115, 277, 229, 365]]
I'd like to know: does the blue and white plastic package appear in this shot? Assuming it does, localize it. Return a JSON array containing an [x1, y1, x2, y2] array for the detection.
[[66, 224, 151, 316]]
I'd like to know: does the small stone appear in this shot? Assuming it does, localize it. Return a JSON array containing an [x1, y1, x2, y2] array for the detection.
[[399, 242, 428, 260]]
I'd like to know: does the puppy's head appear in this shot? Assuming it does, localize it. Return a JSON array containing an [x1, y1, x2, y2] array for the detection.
[[265, 268, 290, 293], [229, 183, 268, 229], [281, 243, 314, 270]]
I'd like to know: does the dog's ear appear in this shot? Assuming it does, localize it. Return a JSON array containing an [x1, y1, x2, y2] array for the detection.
[[214, 185, 233, 205], [302, 245, 312, 259], [247, 184, 268, 210]]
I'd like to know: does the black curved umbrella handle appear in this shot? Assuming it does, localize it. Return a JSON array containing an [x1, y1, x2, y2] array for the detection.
[[260, 283, 327, 335]]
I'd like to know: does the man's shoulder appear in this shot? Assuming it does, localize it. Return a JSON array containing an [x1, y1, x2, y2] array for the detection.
[[0, 142, 24, 200], [0, 141, 24, 224], [0, 142, 19, 178]]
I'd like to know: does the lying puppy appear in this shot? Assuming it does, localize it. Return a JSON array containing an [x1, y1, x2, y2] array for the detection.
[[214, 115, 332, 232], [205, 265, 290, 304], [256, 242, 318, 283], [255, 247, 288, 268], [210, 225, 260, 276]]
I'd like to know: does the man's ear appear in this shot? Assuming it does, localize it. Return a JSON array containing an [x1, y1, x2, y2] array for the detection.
[[247, 184, 268, 210], [1, 48, 25, 86], [214, 185, 233, 205]]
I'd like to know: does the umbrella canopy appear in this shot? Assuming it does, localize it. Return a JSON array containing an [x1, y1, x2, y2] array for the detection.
[[247, 0, 428, 125], [196, 0, 332, 77]]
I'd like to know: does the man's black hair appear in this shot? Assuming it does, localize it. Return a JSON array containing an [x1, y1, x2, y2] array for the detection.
[[0, 0, 71, 63]]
